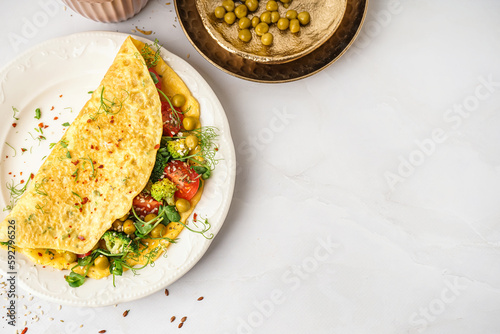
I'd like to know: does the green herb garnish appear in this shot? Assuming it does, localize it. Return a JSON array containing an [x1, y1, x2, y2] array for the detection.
[[34, 108, 41, 120]]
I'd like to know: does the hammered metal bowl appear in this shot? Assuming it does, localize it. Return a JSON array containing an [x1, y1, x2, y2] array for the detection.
[[175, 0, 368, 82], [196, 0, 347, 64]]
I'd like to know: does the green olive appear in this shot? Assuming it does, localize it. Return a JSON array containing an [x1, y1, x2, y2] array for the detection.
[[222, 0, 235, 12], [239, 17, 251, 29], [150, 224, 164, 238], [144, 213, 157, 222], [251, 16, 260, 28], [94, 255, 109, 270], [183, 116, 197, 131], [112, 219, 123, 230], [175, 198, 191, 213], [297, 11, 310, 25], [234, 4, 248, 19], [214, 6, 226, 19], [266, 0, 278, 11], [238, 29, 252, 43], [245, 0, 258, 12], [123, 219, 136, 235], [224, 12, 236, 24], [289, 18, 300, 33], [271, 11, 280, 23], [261, 32, 274, 46], [64, 252, 77, 263], [260, 11, 272, 24], [277, 17, 289, 30], [185, 135, 199, 150], [255, 22, 269, 36], [172, 94, 186, 108], [286, 9, 297, 20]]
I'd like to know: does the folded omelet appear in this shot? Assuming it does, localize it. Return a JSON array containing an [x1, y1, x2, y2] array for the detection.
[[0, 36, 204, 280]]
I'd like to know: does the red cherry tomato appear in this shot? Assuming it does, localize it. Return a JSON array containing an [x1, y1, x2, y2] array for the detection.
[[148, 67, 162, 91], [132, 192, 162, 217], [164, 161, 200, 200], [161, 101, 184, 137]]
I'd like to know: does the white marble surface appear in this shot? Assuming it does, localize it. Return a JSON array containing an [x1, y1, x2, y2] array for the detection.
[[1, 0, 500, 333]]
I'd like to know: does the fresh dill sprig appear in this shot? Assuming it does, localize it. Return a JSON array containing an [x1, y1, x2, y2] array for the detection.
[[12, 107, 19, 120], [80, 156, 96, 179], [5, 143, 16, 157], [140, 39, 161, 68], [3, 177, 31, 212]]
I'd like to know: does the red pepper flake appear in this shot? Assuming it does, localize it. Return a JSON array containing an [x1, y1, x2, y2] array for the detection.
[[30, 173, 34, 179], [98, 165, 104, 169], [8, 172, 11, 175], [78, 235, 85, 241], [72, 160, 80, 165], [154, 144, 160, 149], [38, 252, 42, 257], [50, 106, 54, 111], [87, 119, 92, 123], [21, 327, 28, 334], [54, 117, 59, 120], [20, 180, 25, 184], [215, 147, 219, 151], [108, 151, 113, 154], [91, 145, 94, 149], [193, 213, 197, 222], [12, 123, 17, 128], [82, 197, 89, 205], [68, 234, 71, 238], [44, 125, 49, 129], [20, 172, 23, 175], [59, 94, 63, 98], [110, 120, 114, 124], [38, 122, 44, 128]]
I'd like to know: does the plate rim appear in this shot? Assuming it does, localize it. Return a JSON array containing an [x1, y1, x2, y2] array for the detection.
[[0, 31, 236, 307], [175, 0, 369, 83]]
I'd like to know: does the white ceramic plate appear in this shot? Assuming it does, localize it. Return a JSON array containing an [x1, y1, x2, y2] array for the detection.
[[0, 31, 236, 307]]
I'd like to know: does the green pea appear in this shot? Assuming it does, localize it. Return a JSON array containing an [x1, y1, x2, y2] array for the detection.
[[214, 6, 226, 19], [239, 17, 251, 29], [289, 18, 300, 33], [251, 16, 260, 28], [260, 11, 272, 24], [175, 199, 191, 213], [224, 12, 236, 24], [277, 17, 289, 30], [172, 94, 186, 108], [222, 0, 235, 12], [297, 11, 310, 25], [286, 9, 297, 20], [271, 11, 280, 23], [234, 4, 248, 19], [238, 29, 252, 42], [245, 0, 258, 12], [266, 0, 278, 11], [255, 22, 269, 36], [261, 33, 273, 46]]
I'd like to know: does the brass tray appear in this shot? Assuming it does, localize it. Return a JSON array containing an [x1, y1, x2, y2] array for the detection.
[[196, 0, 347, 64], [175, 0, 368, 83]]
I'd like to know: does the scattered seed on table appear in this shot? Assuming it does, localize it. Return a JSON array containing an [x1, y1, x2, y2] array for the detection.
[[165, 289, 169, 296], [178, 323, 184, 329], [123, 310, 129, 317], [197, 296, 204, 301], [170, 316, 176, 322], [181, 316, 187, 323], [99, 331, 106, 334]]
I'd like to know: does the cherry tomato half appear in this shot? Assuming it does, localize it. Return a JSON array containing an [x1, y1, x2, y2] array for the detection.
[[133, 192, 162, 217], [164, 161, 200, 201], [161, 101, 184, 137]]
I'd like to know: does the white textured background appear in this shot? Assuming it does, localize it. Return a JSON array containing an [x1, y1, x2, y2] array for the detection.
[[1, 0, 500, 333]]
